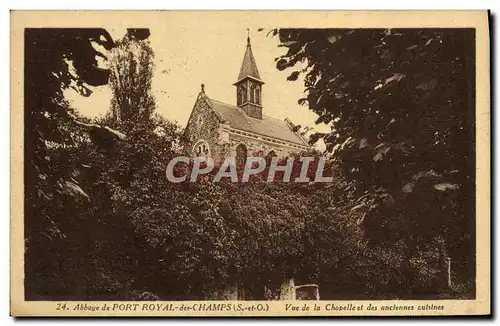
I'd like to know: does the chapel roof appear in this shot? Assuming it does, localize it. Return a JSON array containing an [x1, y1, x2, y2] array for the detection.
[[207, 98, 309, 147]]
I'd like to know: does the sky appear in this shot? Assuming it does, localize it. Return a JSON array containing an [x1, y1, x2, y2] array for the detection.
[[64, 20, 331, 138]]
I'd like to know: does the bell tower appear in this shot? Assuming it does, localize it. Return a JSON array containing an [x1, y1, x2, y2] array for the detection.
[[233, 30, 264, 120]]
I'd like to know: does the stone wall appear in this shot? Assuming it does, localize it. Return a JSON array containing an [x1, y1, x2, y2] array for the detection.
[[279, 278, 296, 300], [184, 93, 223, 161], [184, 93, 309, 165], [212, 278, 296, 300], [227, 133, 303, 159]]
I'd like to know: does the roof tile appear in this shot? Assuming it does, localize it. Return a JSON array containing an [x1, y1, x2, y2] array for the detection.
[[208, 98, 309, 147]]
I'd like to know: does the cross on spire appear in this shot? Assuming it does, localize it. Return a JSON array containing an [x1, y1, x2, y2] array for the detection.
[[247, 28, 250, 45]]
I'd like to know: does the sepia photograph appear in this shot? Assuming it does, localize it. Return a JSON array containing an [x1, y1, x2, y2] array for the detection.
[[10, 10, 490, 316]]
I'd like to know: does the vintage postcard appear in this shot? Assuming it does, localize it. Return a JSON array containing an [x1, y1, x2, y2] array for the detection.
[[10, 10, 490, 316]]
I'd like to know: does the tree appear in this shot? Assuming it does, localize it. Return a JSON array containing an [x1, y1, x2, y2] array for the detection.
[[24, 28, 117, 299], [108, 29, 155, 132], [274, 28, 475, 297], [24, 28, 152, 299], [73, 30, 186, 299]]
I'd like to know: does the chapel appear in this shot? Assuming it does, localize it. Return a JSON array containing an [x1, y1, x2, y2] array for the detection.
[[184, 33, 310, 166]]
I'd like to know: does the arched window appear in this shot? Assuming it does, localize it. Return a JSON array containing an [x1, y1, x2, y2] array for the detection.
[[266, 150, 277, 158], [265, 150, 277, 163], [192, 140, 211, 158], [238, 86, 246, 105], [250, 84, 256, 103], [236, 144, 247, 168], [255, 87, 261, 105], [196, 115, 204, 128]]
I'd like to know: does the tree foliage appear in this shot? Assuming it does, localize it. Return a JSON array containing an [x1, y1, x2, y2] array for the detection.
[[24, 28, 119, 299], [108, 30, 156, 130], [274, 28, 475, 296]]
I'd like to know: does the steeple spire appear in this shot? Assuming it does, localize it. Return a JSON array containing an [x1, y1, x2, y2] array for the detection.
[[233, 30, 265, 120], [236, 29, 262, 83]]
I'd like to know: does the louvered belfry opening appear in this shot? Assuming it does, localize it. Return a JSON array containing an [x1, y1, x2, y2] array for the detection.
[[233, 33, 265, 120]]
